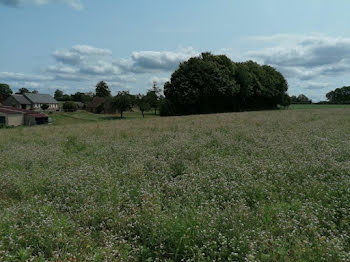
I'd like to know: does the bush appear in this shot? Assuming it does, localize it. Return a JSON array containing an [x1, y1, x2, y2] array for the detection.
[[62, 101, 78, 112]]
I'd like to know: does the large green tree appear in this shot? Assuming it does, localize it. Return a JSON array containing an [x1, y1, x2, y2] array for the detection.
[[164, 53, 239, 115], [0, 83, 12, 101], [95, 81, 111, 97], [162, 53, 289, 115]]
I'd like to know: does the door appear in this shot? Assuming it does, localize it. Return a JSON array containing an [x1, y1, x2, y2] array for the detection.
[[0, 116, 6, 125]]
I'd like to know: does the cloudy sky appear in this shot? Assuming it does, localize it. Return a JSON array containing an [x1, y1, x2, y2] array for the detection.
[[1, 0, 350, 101]]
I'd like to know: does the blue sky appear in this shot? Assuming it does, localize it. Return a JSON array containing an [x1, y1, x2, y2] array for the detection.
[[1, 0, 350, 101]]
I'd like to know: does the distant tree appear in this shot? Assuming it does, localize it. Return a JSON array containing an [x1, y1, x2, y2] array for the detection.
[[54, 89, 63, 99], [32, 90, 39, 94], [96, 81, 111, 97], [54, 89, 64, 100], [16, 88, 30, 94], [136, 94, 151, 118], [112, 91, 133, 119], [0, 83, 12, 101], [297, 94, 312, 103], [146, 81, 162, 115], [61, 94, 72, 101], [63, 101, 78, 112], [71, 92, 93, 103], [41, 104, 49, 110], [290, 94, 312, 104], [326, 86, 350, 104]]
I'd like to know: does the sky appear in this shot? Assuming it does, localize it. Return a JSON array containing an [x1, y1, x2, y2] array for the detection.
[[1, 0, 350, 101]]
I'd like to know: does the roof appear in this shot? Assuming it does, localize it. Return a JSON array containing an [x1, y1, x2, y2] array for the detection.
[[24, 93, 58, 104], [0, 106, 48, 117], [0, 107, 23, 114], [12, 94, 32, 105]]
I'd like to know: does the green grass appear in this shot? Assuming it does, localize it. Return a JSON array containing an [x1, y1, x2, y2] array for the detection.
[[1, 108, 350, 261], [289, 103, 350, 110], [50, 110, 159, 126]]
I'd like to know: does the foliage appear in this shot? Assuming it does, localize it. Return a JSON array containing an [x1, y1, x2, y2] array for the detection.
[[162, 53, 289, 115], [290, 94, 312, 104], [1, 109, 350, 261], [146, 81, 162, 115], [112, 91, 133, 118], [16, 88, 30, 94], [62, 101, 78, 112], [136, 94, 151, 118], [326, 86, 350, 104], [71, 92, 93, 103], [54, 89, 64, 100], [41, 104, 49, 110], [95, 81, 111, 98], [0, 83, 12, 101]]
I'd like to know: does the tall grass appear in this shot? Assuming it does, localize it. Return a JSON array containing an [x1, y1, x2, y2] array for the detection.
[[1, 108, 350, 261]]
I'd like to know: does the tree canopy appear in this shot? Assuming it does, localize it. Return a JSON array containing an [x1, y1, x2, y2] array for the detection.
[[162, 53, 289, 116], [0, 83, 12, 101], [326, 86, 350, 104], [290, 94, 312, 104], [96, 81, 111, 97], [112, 91, 133, 118], [16, 88, 30, 94]]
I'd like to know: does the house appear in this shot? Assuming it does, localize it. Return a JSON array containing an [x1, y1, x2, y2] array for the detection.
[[86, 97, 115, 114], [0, 105, 49, 126], [4, 93, 59, 111]]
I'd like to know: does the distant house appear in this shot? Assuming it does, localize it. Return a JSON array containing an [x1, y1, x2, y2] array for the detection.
[[0, 105, 49, 126], [86, 97, 115, 114], [4, 93, 59, 111]]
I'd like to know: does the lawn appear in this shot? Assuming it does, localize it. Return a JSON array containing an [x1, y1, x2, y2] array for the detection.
[[1, 109, 350, 261], [289, 104, 350, 110], [50, 110, 159, 126]]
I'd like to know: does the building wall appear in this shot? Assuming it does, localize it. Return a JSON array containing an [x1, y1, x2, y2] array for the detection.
[[5, 114, 24, 126], [32, 103, 59, 111]]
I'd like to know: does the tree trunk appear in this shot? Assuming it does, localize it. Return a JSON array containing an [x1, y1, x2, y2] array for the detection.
[[120, 111, 123, 119], [154, 108, 157, 115], [142, 111, 145, 118]]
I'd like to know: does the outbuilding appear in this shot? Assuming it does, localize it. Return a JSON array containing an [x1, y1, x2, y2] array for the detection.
[[0, 107, 24, 126], [0, 106, 48, 126]]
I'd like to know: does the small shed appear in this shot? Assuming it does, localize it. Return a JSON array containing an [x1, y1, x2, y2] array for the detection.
[[0, 108, 24, 126]]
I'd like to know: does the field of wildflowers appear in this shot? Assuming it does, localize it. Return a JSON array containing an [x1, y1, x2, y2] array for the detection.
[[1, 108, 350, 261]]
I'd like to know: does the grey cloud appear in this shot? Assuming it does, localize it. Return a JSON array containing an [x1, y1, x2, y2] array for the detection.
[[0, 71, 53, 81], [245, 35, 350, 81], [0, 0, 20, 6], [0, 0, 82, 9], [118, 48, 199, 73]]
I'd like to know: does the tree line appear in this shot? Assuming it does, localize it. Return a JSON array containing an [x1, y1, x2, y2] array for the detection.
[[57, 80, 164, 118], [160, 53, 290, 116]]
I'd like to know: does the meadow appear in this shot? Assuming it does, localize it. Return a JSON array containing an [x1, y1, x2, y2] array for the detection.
[[1, 108, 350, 261]]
